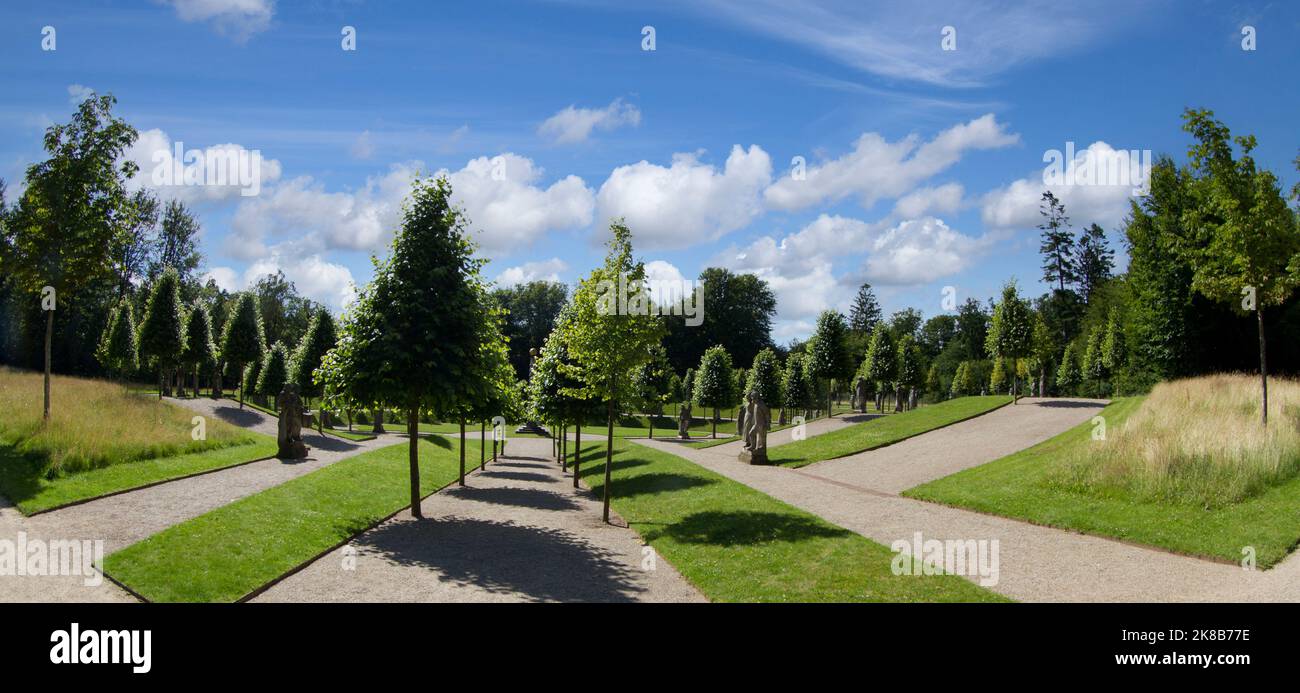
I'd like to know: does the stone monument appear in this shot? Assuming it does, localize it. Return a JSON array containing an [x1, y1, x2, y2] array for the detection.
[[276, 384, 311, 459], [678, 400, 692, 439], [738, 390, 770, 465]]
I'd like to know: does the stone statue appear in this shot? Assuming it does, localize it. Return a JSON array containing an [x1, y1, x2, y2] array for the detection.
[[276, 384, 311, 459], [854, 377, 869, 413], [738, 390, 770, 465], [678, 401, 692, 439]]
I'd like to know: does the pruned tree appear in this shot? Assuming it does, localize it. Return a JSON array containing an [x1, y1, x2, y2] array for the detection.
[[256, 341, 291, 405], [219, 292, 266, 410], [181, 302, 216, 398], [863, 323, 896, 411], [693, 344, 735, 439], [808, 310, 852, 416], [560, 220, 665, 522], [1056, 343, 1082, 396], [782, 352, 814, 422], [985, 281, 1034, 403], [138, 268, 185, 399], [98, 299, 139, 380], [290, 308, 337, 431]]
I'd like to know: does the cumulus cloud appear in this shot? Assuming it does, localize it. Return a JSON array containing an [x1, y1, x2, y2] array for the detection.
[[892, 182, 964, 218], [596, 145, 772, 249], [203, 253, 356, 311], [350, 131, 374, 160], [861, 217, 988, 285], [764, 114, 1017, 212], [123, 127, 283, 205], [538, 98, 641, 144], [980, 141, 1149, 231], [67, 84, 94, 105], [158, 0, 274, 41], [494, 258, 568, 288]]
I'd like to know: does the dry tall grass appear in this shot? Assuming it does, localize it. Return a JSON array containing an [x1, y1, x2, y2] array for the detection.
[[0, 368, 257, 477], [1055, 374, 1300, 508]]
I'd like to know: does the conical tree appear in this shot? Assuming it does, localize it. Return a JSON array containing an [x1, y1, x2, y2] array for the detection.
[[864, 323, 896, 411], [138, 268, 186, 399], [256, 341, 291, 405], [220, 292, 266, 409], [693, 345, 736, 439], [290, 308, 337, 430], [985, 280, 1034, 403], [98, 299, 139, 380], [783, 352, 814, 419], [181, 302, 216, 398]]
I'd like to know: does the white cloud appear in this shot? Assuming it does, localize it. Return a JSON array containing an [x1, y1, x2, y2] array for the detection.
[[204, 253, 356, 312], [67, 84, 94, 105], [596, 145, 772, 249], [494, 258, 568, 288], [764, 114, 1017, 212], [892, 183, 964, 218], [980, 141, 1149, 231], [538, 98, 641, 144], [159, 0, 274, 41], [861, 217, 987, 285], [694, 0, 1143, 87], [350, 131, 374, 160], [438, 154, 594, 254], [123, 128, 283, 205]]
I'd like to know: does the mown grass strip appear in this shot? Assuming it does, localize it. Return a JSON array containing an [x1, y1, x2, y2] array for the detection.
[[767, 396, 1012, 468], [576, 438, 1006, 602], [904, 396, 1300, 569], [103, 437, 478, 602]]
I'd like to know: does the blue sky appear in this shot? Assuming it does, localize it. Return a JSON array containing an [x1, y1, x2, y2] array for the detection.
[[2, 0, 1298, 343]]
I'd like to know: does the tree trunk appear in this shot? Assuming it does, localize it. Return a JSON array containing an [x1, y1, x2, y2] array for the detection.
[[560, 423, 567, 472], [1258, 305, 1269, 426], [238, 364, 245, 409], [42, 310, 52, 421], [408, 408, 422, 519], [372, 407, 385, 434], [603, 399, 615, 524], [459, 417, 466, 486], [480, 421, 486, 471], [827, 383, 833, 418], [648, 414, 654, 441], [712, 407, 718, 438], [573, 422, 581, 489]]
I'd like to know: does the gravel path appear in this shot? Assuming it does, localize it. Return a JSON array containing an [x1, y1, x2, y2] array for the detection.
[[635, 397, 1300, 602], [1, 397, 400, 603], [255, 436, 705, 603]]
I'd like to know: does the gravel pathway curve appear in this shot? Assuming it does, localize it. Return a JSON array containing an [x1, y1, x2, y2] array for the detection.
[[1, 397, 401, 603], [635, 397, 1300, 602], [255, 436, 705, 603]]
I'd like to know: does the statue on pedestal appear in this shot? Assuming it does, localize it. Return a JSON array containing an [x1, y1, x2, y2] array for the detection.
[[738, 390, 770, 465], [678, 401, 693, 439], [276, 384, 311, 459]]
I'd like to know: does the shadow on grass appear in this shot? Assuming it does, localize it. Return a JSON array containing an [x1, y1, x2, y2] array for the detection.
[[444, 485, 582, 512], [605, 472, 716, 499], [358, 516, 646, 602], [644, 510, 852, 547], [0, 444, 42, 507]]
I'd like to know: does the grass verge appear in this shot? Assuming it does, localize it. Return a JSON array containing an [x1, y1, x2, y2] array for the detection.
[[102, 437, 478, 602], [904, 396, 1300, 568], [767, 396, 1011, 468], [574, 438, 1005, 602]]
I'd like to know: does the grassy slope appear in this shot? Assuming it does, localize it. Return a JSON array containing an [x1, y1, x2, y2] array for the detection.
[[103, 437, 478, 602], [767, 396, 1011, 468], [904, 397, 1300, 568], [576, 438, 1005, 602], [0, 438, 278, 514]]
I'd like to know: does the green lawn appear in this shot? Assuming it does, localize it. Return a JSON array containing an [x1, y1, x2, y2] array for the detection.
[[103, 437, 479, 602], [574, 438, 1006, 602], [766, 396, 1012, 468], [904, 396, 1300, 569], [0, 438, 277, 515]]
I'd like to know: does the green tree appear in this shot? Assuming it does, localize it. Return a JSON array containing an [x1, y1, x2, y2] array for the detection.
[[1029, 314, 1057, 397], [1100, 309, 1126, 395], [325, 176, 490, 517], [1039, 190, 1077, 292], [180, 302, 216, 397], [985, 281, 1034, 403], [808, 310, 852, 416], [220, 292, 266, 409], [989, 358, 1008, 395], [1075, 223, 1114, 304], [896, 335, 923, 410], [746, 347, 783, 408], [863, 323, 896, 411], [138, 268, 185, 399], [493, 280, 568, 380], [150, 200, 202, 286], [256, 342, 291, 403], [290, 308, 338, 421], [632, 344, 673, 439], [1082, 327, 1106, 387], [1056, 343, 1082, 396], [782, 352, 814, 420], [560, 221, 665, 522], [692, 345, 736, 438], [1175, 108, 1300, 425], [848, 283, 882, 334], [662, 267, 775, 373], [98, 299, 139, 379], [2, 94, 140, 419]]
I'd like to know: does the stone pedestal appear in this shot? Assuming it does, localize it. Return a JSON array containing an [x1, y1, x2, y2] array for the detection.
[[738, 449, 767, 465]]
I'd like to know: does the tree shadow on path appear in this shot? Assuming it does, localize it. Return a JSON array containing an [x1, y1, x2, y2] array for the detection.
[[443, 485, 582, 512], [210, 406, 266, 429], [358, 516, 646, 602], [644, 510, 851, 547]]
